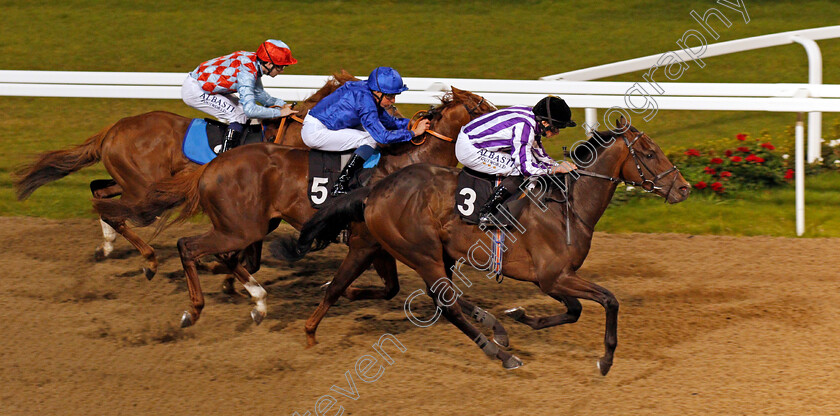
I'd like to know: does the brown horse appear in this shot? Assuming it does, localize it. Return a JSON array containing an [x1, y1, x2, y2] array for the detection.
[[12, 71, 361, 278], [283, 117, 690, 374], [93, 87, 499, 330]]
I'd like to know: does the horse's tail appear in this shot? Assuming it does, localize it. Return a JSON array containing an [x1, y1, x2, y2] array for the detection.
[[92, 163, 209, 232], [270, 186, 370, 262], [14, 123, 115, 200]]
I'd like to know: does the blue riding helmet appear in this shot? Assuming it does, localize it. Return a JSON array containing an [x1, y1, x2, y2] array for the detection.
[[366, 67, 409, 94]]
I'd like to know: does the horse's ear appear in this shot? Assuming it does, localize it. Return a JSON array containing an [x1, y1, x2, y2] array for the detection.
[[451, 86, 463, 95], [616, 116, 629, 129]]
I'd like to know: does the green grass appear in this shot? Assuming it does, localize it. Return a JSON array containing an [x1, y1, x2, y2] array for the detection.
[[2, 0, 839, 236], [601, 171, 840, 237]]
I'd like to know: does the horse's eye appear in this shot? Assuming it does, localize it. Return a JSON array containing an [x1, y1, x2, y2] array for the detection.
[[646, 152, 655, 159]]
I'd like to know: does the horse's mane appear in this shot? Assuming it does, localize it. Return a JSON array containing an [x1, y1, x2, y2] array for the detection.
[[381, 91, 467, 156], [568, 124, 639, 162], [296, 69, 359, 111]]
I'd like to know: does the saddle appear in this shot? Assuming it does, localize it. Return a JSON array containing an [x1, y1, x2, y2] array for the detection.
[[307, 150, 374, 208], [455, 168, 528, 227], [181, 118, 264, 165]]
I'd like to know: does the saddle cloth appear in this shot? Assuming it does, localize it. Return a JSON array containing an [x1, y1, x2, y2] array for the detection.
[[181, 118, 264, 165], [455, 168, 527, 227], [307, 150, 379, 208]]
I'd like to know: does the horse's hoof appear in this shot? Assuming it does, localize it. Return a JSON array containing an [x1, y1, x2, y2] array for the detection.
[[504, 307, 526, 321], [94, 248, 107, 262], [597, 358, 612, 376], [251, 309, 265, 325], [221, 280, 236, 295], [502, 354, 523, 370], [180, 311, 194, 328], [320, 281, 331, 291], [143, 267, 156, 281], [493, 335, 511, 350]]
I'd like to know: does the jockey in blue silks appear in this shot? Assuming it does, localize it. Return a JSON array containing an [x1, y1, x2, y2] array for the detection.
[[302, 66, 430, 196]]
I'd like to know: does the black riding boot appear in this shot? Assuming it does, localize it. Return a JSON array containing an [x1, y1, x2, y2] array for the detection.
[[478, 183, 513, 225], [219, 127, 243, 153], [330, 154, 365, 196]]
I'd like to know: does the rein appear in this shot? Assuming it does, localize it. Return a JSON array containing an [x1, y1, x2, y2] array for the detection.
[[407, 96, 494, 146], [271, 114, 306, 144], [576, 132, 680, 195], [408, 111, 454, 145], [551, 131, 682, 233]]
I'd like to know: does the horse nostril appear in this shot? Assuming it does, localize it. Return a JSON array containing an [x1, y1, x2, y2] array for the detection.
[[679, 186, 690, 195]]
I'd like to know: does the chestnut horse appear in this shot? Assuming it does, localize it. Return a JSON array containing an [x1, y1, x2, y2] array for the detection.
[[93, 87, 500, 330], [13, 71, 359, 278], [283, 118, 690, 374]]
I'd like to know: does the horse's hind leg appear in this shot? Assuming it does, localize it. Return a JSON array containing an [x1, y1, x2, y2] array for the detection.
[[177, 230, 263, 327], [440, 252, 510, 348], [99, 217, 158, 280], [90, 179, 122, 260], [217, 252, 269, 325], [507, 272, 618, 376], [419, 269, 522, 370], [457, 298, 510, 350]]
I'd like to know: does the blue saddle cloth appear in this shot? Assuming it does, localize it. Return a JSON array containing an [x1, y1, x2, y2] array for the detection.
[[182, 119, 219, 165]]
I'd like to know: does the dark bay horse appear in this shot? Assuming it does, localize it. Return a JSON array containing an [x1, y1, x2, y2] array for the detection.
[[12, 71, 360, 278], [93, 87, 499, 330], [284, 118, 690, 374]]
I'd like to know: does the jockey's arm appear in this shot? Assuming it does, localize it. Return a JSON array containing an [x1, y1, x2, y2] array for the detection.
[[511, 122, 554, 176], [238, 72, 284, 119], [378, 110, 410, 131], [359, 96, 413, 145]]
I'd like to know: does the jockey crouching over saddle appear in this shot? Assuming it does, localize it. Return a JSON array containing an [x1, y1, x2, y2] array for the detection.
[[455, 96, 578, 225], [181, 39, 300, 153], [302, 66, 430, 196]]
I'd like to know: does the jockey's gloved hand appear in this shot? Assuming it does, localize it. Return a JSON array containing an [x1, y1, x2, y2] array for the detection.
[[551, 161, 577, 174]]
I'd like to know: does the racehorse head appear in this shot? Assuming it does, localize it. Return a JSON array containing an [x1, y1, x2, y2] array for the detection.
[[423, 86, 497, 141], [610, 117, 690, 204]]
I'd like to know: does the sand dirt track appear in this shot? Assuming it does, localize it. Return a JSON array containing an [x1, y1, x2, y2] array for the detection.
[[1, 216, 839, 415]]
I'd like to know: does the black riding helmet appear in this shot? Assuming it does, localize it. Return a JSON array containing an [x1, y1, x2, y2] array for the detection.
[[533, 96, 576, 135]]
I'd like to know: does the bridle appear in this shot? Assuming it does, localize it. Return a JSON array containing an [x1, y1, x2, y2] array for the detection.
[[576, 131, 680, 197], [409, 94, 496, 145]]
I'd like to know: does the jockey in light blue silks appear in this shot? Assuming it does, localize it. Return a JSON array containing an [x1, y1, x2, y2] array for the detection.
[[302, 66, 430, 196], [181, 39, 299, 153], [455, 96, 578, 224]]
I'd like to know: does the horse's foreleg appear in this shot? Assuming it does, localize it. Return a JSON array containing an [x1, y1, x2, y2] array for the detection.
[[341, 249, 400, 301], [305, 245, 380, 347], [504, 295, 582, 330], [509, 273, 618, 376]]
